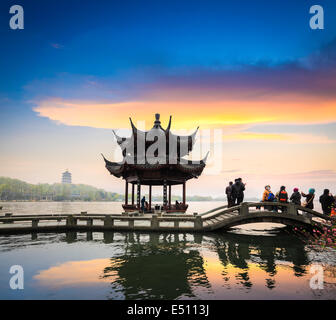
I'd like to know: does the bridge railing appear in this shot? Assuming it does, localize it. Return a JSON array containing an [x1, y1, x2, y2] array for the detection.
[[0, 213, 203, 231], [200, 201, 331, 223], [246, 202, 331, 221]]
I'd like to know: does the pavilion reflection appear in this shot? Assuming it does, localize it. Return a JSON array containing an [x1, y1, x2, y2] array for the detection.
[[101, 233, 211, 300]]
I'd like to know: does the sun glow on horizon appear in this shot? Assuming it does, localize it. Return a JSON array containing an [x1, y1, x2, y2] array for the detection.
[[33, 97, 336, 131]]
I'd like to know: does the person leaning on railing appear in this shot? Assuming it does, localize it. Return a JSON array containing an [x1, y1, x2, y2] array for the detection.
[[301, 188, 315, 219], [301, 189, 315, 210], [290, 188, 301, 206]]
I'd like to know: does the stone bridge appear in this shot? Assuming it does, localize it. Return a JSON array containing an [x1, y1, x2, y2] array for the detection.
[[0, 202, 331, 234]]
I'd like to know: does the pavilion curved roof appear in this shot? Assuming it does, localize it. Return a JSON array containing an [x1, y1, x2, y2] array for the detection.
[[112, 114, 199, 159], [102, 114, 208, 184], [102, 153, 208, 184]]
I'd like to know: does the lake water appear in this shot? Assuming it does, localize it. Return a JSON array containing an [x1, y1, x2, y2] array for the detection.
[[0, 200, 324, 215], [0, 201, 335, 300], [0, 201, 222, 216]]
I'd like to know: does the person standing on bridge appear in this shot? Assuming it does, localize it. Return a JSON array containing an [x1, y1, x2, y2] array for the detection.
[[262, 185, 271, 202], [231, 178, 245, 206], [331, 196, 336, 218], [237, 178, 246, 204], [225, 181, 233, 207], [290, 188, 301, 206], [319, 189, 334, 216], [301, 189, 315, 210], [141, 196, 146, 213], [262, 185, 276, 212], [278, 186, 289, 212], [256, 185, 270, 210]]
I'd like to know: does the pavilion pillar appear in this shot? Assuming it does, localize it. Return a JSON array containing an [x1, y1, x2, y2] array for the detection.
[[131, 184, 135, 206], [149, 185, 152, 212], [125, 181, 128, 205], [182, 182, 186, 205], [163, 180, 167, 207], [168, 185, 171, 208], [136, 180, 141, 209]]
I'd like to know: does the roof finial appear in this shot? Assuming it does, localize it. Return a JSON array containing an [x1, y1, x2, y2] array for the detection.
[[153, 113, 161, 128]]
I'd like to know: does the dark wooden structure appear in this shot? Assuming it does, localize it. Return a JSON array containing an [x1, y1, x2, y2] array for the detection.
[[102, 114, 208, 213]]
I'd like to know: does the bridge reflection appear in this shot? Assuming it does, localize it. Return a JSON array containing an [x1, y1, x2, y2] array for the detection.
[[212, 233, 309, 291]]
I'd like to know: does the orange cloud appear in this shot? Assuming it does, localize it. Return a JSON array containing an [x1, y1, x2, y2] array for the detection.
[[33, 96, 336, 130], [223, 132, 336, 144]]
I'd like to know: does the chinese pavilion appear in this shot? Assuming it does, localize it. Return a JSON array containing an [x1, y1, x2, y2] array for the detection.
[[102, 114, 208, 213]]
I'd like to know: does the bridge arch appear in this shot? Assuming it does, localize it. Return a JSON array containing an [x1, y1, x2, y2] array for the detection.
[[216, 213, 318, 231], [201, 202, 329, 233]]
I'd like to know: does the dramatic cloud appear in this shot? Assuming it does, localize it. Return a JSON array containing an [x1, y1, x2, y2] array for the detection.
[[33, 97, 336, 130], [222, 132, 336, 144], [31, 39, 336, 132]]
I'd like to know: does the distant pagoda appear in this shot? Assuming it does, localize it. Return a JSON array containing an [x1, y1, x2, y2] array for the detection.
[[102, 114, 208, 213], [62, 170, 72, 184]]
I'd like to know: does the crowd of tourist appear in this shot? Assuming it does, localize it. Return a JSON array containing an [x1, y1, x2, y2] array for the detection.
[[225, 180, 336, 216]]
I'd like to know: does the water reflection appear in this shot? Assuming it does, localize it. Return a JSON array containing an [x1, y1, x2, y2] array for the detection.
[[0, 230, 335, 300], [213, 233, 309, 292], [102, 244, 210, 299]]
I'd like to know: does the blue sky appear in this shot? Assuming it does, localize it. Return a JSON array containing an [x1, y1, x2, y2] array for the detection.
[[1, 0, 336, 95]]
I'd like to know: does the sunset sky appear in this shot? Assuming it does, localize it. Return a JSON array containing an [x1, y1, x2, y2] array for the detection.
[[1, 0, 336, 198]]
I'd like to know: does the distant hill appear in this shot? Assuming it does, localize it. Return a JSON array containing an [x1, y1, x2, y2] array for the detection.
[[0, 177, 122, 201], [0, 177, 224, 202]]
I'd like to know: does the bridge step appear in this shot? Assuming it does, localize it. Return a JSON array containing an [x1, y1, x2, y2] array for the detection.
[[213, 213, 238, 220], [215, 215, 226, 220], [223, 213, 238, 218], [204, 221, 214, 227], [203, 211, 241, 227], [208, 217, 224, 225]]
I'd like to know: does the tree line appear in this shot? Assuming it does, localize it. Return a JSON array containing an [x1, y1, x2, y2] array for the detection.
[[0, 177, 122, 201], [0, 177, 224, 202]]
